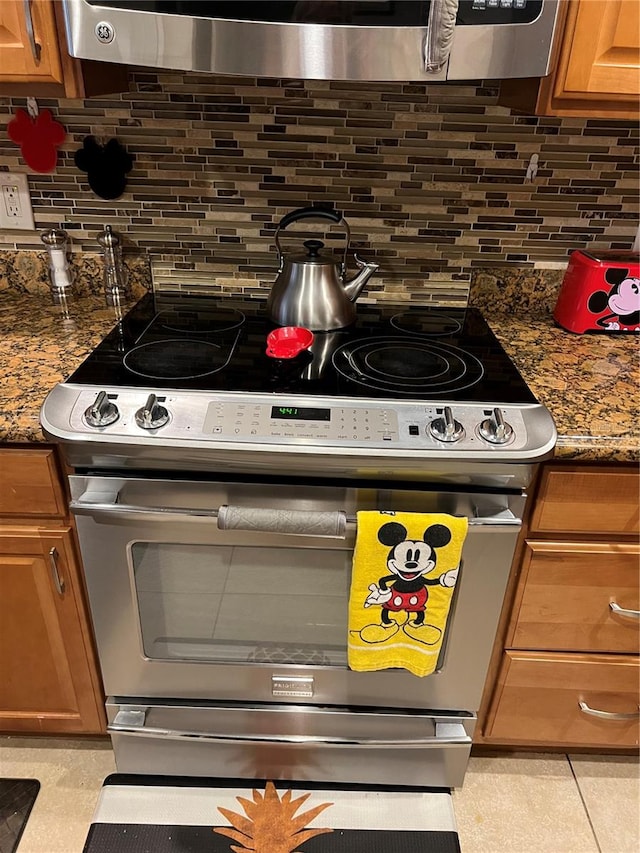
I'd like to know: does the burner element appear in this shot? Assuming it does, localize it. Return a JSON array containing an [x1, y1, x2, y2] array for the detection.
[[364, 345, 449, 382], [124, 339, 228, 380], [333, 337, 484, 396], [390, 311, 462, 337], [153, 306, 245, 336]]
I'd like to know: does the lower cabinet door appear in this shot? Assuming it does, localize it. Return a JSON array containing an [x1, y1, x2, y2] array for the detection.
[[0, 527, 105, 733], [486, 651, 640, 748]]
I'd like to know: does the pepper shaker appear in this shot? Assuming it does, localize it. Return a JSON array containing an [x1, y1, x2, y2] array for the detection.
[[97, 225, 130, 306], [41, 228, 74, 303]]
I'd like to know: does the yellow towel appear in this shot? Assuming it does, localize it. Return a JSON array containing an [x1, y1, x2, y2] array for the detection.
[[348, 511, 468, 677]]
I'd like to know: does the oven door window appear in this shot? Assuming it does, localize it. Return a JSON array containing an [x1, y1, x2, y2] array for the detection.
[[131, 542, 350, 666]]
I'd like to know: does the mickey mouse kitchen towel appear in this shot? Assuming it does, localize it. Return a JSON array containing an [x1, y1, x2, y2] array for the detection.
[[348, 511, 468, 677]]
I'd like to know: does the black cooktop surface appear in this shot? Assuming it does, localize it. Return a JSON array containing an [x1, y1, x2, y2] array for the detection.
[[68, 293, 537, 404]]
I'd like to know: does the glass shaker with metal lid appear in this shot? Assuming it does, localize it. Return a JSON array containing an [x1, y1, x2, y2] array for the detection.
[[41, 228, 74, 304], [97, 225, 130, 306]]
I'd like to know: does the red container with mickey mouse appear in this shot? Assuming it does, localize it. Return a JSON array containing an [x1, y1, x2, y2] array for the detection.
[[553, 250, 640, 333]]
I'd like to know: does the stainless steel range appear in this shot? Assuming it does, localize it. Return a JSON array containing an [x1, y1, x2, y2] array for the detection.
[[41, 293, 556, 787]]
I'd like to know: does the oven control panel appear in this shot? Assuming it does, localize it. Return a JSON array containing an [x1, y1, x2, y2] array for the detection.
[[64, 388, 540, 454], [203, 402, 399, 443]]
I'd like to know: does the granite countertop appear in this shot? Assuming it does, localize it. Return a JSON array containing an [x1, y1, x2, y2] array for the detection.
[[0, 289, 638, 463], [487, 314, 639, 463], [0, 290, 142, 442]]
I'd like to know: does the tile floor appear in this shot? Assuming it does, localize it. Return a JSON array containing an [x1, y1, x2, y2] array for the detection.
[[0, 737, 638, 853]]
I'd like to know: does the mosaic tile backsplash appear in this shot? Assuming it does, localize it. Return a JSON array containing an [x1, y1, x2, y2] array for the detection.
[[1, 72, 638, 304]]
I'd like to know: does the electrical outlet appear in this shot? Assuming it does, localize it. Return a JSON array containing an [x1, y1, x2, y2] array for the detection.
[[0, 173, 35, 231]]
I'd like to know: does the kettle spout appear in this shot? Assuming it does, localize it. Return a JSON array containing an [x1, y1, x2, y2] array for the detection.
[[343, 253, 379, 302]]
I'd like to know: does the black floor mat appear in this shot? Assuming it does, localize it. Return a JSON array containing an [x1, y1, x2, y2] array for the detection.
[[84, 775, 460, 853], [0, 780, 40, 853]]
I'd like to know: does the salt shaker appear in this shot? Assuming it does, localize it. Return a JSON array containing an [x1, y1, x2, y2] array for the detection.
[[97, 225, 130, 306], [40, 228, 74, 303]]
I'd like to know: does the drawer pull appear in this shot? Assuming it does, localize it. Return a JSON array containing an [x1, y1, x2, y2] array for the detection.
[[610, 601, 640, 621], [48, 547, 65, 596], [578, 701, 639, 721], [23, 0, 41, 64]]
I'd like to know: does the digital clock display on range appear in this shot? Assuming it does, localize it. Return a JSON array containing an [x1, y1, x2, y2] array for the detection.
[[271, 406, 331, 421]]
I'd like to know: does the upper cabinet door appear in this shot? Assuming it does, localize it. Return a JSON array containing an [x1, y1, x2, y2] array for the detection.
[[0, 0, 64, 85], [558, 0, 640, 100], [0, 0, 128, 97], [498, 0, 639, 117]]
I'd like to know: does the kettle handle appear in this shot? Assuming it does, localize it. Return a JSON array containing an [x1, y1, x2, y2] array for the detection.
[[275, 206, 351, 274], [278, 206, 341, 230]]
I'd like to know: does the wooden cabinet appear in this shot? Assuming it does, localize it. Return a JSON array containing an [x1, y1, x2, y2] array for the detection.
[[481, 463, 640, 750], [0, 0, 64, 87], [499, 0, 640, 119], [0, 0, 127, 98], [0, 446, 105, 734], [530, 467, 640, 537], [488, 652, 639, 748], [0, 447, 67, 517], [511, 541, 640, 654], [559, 0, 640, 99]]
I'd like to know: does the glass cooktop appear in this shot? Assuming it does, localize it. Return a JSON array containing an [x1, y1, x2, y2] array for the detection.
[[67, 293, 537, 405]]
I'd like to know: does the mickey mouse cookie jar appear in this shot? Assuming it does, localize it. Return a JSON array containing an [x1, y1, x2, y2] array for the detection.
[[554, 249, 640, 333]]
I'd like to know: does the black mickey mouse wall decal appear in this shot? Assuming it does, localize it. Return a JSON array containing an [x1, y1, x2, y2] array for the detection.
[[587, 268, 640, 331], [74, 136, 133, 200]]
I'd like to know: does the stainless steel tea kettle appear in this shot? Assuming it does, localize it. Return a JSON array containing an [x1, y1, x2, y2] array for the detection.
[[267, 207, 379, 331]]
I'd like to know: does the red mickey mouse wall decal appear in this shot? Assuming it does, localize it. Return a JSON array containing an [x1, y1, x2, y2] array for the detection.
[[7, 108, 66, 173], [74, 136, 134, 200]]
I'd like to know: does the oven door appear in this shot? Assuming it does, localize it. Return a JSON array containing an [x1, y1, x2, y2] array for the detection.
[[70, 474, 523, 713]]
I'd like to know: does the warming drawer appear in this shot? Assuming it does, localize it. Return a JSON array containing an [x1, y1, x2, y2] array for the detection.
[[107, 699, 475, 788]]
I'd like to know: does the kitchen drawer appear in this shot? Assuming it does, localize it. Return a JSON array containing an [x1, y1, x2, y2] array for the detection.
[[486, 651, 640, 748], [0, 448, 67, 517], [530, 466, 640, 537], [510, 541, 640, 653], [107, 700, 475, 788]]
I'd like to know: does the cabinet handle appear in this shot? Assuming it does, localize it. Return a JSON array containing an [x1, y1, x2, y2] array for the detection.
[[610, 601, 640, 621], [23, 0, 42, 64], [48, 547, 65, 596], [578, 701, 640, 722]]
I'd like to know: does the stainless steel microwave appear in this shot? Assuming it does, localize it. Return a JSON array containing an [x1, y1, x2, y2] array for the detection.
[[62, 0, 561, 82]]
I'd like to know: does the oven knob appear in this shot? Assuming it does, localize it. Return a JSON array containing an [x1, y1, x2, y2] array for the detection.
[[479, 407, 514, 444], [84, 391, 119, 427], [135, 394, 170, 430], [429, 406, 464, 442]]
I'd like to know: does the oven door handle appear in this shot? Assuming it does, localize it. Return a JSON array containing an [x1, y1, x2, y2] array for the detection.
[[70, 499, 222, 522], [70, 492, 521, 528], [107, 721, 472, 747], [70, 497, 348, 537]]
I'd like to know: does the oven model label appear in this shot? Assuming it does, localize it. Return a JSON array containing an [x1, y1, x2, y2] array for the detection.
[[272, 676, 314, 697]]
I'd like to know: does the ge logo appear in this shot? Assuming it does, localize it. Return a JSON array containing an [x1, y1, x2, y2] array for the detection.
[[95, 21, 115, 44]]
